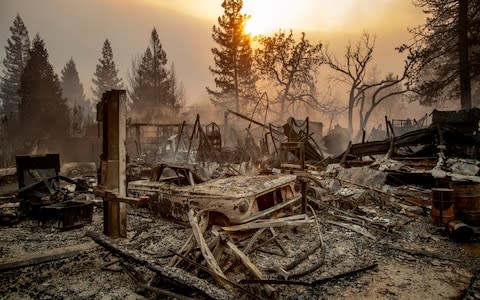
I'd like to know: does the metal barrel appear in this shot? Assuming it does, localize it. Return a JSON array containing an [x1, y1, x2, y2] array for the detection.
[[447, 220, 473, 242], [451, 182, 480, 226], [431, 188, 455, 227]]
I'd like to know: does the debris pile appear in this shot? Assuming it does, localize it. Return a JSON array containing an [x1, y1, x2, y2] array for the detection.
[[0, 154, 95, 228], [1, 102, 480, 299]]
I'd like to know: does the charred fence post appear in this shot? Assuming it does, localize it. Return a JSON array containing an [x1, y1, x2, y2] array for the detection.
[[97, 89, 127, 238]]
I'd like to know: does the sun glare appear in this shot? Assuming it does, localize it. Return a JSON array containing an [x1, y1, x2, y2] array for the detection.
[[242, 0, 359, 35], [243, 0, 302, 36]]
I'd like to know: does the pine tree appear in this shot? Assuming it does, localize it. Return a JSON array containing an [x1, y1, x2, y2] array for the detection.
[[18, 34, 70, 147], [61, 58, 88, 109], [0, 14, 30, 118], [130, 48, 154, 108], [61, 58, 89, 135], [168, 63, 184, 109], [149, 28, 169, 105], [400, 0, 480, 107], [206, 0, 258, 114], [129, 28, 181, 120], [71, 103, 85, 136], [92, 39, 123, 101]]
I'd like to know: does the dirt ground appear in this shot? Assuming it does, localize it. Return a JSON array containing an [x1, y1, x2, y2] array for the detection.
[[1, 197, 480, 300]]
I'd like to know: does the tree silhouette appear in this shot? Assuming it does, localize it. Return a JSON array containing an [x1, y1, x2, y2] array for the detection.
[[207, 0, 257, 114], [92, 39, 123, 101], [322, 33, 375, 135], [129, 28, 182, 120], [61, 58, 88, 109], [399, 0, 480, 107], [168, 63, 185, 110], [61, 58, 89, 135], [323, 32, 412, 138], [130, 28, 179, 114], [130, 48, 154, 109], [255, 31, 323, 119], [0, 14, 30, 117], [18, 34, 70, 148]]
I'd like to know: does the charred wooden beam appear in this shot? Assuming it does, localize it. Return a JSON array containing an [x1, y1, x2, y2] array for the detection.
[[86, 231, 232, 300], [0, 242, 97, 272], [240, 263, 378, 286]]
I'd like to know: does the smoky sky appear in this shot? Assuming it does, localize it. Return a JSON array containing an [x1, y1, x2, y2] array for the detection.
[[0, 0, 423, 105]]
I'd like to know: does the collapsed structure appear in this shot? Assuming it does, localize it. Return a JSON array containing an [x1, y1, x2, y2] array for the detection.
[[1, 90, 480, 299]]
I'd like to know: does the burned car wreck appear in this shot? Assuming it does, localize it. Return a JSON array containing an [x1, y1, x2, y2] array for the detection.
[[128, 163, 301, 225]]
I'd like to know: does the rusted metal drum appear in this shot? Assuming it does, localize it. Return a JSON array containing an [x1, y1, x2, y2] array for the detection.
[[447, 220, 473, 242], [451, 182, 480, 226], [431, 188, 455, 226]]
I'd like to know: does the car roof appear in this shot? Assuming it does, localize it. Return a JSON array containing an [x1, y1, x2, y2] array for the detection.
[[182, 174, 297, 198]]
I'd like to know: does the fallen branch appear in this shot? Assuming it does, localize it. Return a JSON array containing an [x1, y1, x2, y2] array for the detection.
[[0, 242, 97, 272], [311, 262, 378, 285], [241, 263, 378, 286], [86, 231, 232, 300]]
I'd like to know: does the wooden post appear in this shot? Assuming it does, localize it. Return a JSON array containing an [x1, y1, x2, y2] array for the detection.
[[118, 91, 127, 237], [135, 125, 142, 155], [99, 90, 127, 238], [104, 191, 120, 237], [385, 116, 389, 138]]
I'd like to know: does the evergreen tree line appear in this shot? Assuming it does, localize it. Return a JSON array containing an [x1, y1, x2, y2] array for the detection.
[[0, 14, 184, 159], [0, 0, 477, 158]]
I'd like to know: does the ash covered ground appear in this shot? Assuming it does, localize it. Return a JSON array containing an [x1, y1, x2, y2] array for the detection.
[[1, 194, 480, 300]]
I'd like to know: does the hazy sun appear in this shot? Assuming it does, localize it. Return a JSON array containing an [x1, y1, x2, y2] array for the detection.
[[242, 0, 355, 35], [243, 0, 302, 35]]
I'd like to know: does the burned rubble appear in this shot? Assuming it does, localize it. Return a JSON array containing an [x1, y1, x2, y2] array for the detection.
[[1, 91, 480, 299]]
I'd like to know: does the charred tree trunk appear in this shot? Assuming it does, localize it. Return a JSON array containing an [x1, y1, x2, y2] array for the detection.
[[459, 0, 472, 110]]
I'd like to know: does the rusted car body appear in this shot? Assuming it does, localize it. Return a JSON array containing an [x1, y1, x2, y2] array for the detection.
[[128, 163, 301, 225]]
